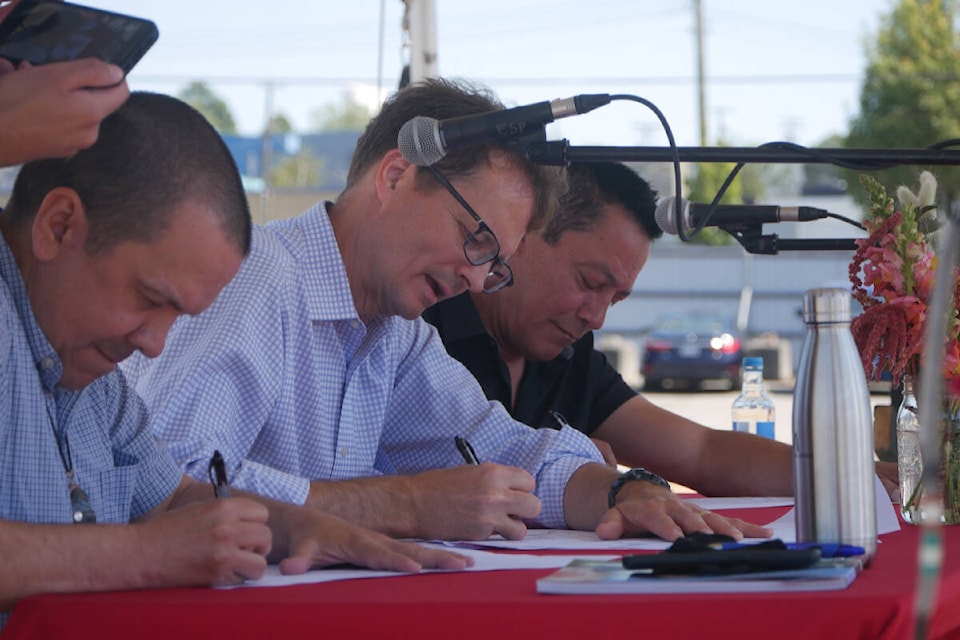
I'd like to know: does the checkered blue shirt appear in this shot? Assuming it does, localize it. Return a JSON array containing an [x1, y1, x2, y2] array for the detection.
[[0, 236, 182, 527], [123, 202, 602, 527]]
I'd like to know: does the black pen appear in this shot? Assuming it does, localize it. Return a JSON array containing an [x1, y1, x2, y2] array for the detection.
[[208, 449, 232, 498], [455, 435, 480, 465], [549, 410, 571, 430]]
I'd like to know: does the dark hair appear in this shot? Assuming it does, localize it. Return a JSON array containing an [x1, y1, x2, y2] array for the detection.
[[345, 77, 563, 233], [541, 162, 661, 245], [4, 92, 251, 256]]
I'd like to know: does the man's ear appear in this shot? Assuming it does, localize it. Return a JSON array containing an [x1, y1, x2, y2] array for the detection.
[[374, 148, 414, 202], [31, 187, 88, 262]]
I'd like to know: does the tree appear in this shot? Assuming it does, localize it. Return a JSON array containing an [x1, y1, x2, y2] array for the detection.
[[803, 134, 849, 194], [846, 0, 960, 210], [266, 113, 293, 135], [682, 142, 745, 246], [269, 150, 325, 189], [177, 81, 237, 134], [311, 93, 374, 132]]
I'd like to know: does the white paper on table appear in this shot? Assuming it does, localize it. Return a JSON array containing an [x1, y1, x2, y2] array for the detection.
[[444, 475, 900, 551], [221, 545, 617, 589]]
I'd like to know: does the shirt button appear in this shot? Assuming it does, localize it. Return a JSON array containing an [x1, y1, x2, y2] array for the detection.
[[340, 447, 349, 457], [39, 357, 55, 370], [350, 320, 361, 329]]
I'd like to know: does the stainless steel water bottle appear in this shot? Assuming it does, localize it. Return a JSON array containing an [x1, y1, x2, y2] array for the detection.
[[792, 288, 877, 563]]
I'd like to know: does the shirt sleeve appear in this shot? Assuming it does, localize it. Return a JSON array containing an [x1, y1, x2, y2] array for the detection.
[[95, 371, 183, 520], [121, 261, 307, 505], [584, 337, 638, 433], [379, 319, 605, 528]]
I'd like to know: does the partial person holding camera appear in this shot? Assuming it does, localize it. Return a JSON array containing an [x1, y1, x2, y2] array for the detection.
[[0, 0, 130, 166]]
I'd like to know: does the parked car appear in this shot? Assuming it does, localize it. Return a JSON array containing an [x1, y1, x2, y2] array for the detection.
[[641, 313, 743, 391]]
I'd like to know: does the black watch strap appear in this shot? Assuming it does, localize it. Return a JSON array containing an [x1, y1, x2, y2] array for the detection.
[[608, 467, 670, 508]]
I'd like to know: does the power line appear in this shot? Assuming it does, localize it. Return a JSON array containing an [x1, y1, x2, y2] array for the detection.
[[131, 72, 863, 87]]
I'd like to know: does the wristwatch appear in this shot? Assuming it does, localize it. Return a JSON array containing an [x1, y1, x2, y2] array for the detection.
[[608, 467, 671, 508]]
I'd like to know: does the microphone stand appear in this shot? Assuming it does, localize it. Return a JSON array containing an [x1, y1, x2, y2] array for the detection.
[[722, 225, 856, 255], [524, 141, 863, 254], [557, 144, 960, 167]]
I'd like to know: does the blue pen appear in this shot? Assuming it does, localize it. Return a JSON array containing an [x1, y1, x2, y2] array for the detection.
[[718, 541, 865, 558]]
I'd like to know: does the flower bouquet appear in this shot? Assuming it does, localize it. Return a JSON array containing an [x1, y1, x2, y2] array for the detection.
[[848, 171, 960, 523]]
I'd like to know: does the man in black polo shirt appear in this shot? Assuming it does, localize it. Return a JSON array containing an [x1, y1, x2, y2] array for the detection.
[[424, 162, 898, 497]]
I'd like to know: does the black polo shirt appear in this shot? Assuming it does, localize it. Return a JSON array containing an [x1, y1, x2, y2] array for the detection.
[[422, 293, 636, 435]]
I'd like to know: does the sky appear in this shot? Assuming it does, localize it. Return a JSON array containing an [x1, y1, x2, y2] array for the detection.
[[86, 0, 894, 148]]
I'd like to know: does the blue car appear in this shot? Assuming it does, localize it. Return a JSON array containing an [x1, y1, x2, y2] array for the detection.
[[641, 313, 743, 391]]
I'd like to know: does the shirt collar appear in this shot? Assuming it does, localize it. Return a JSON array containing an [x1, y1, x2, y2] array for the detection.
[[264, 200, 359, 323], [428, 293, 575, 361], [0, 233, 62, 388], [425, 293, 489, 343]]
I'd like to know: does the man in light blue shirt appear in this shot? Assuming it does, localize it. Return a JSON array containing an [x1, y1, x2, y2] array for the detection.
[[126, 79, 771, 543], [0, 91, 469, 617]]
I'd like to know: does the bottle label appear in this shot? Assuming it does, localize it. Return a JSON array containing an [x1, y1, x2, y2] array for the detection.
[[756, 421, 775, 440], [732, 421, 776, 440]]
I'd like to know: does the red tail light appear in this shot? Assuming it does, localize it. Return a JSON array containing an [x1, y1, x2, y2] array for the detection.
[[645, 340, 672, 353], [709, 334, 740, 354]]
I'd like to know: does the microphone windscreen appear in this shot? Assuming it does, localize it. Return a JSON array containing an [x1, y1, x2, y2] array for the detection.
[[398, 116, 443, 166], [654, 197, 684, 234]]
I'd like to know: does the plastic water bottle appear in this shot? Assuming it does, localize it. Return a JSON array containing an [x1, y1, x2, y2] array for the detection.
[[792, 288, 877, 563], [731, 357, 776, 439]]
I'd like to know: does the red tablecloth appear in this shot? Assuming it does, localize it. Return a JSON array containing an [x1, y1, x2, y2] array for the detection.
[[6, 506, 960, 639]]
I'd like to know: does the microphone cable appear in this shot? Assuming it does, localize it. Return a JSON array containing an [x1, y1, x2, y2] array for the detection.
[[605, 94, 686, 242]]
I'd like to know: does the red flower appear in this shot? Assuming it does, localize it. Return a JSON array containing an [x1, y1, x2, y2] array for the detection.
[[950, 376, 960, 399]]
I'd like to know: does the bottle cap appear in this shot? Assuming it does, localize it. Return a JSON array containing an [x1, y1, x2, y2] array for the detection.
[[742, 356, 763, 370], [802, 288, 851, 324]]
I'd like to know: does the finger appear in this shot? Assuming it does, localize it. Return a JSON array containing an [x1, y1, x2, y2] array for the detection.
[[493, 515, 529, 541], [399, 542, 474, 571], [704, 514, 773, 540], [508, 492, 542, 520], [669, 506, 715, 536], [500, 465, 536, 493], [227, 550, 269, 583], [233, 520, 273, 557], [595, 508, 626, 540], [58, 58, 124, 89], [0, 57, 14, 74]]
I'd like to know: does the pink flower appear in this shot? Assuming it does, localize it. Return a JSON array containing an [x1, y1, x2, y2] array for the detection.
[[950, 375, 960, 400], [849, 173, 960, 386]]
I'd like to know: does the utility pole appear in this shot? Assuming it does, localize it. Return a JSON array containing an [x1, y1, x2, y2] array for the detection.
[[403, 0, 438, 81], [694, 0, 707, 146]]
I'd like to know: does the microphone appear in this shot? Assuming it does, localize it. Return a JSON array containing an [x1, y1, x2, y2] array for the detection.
[[398, 94, 611, 166], [655, 196, 831, 235]]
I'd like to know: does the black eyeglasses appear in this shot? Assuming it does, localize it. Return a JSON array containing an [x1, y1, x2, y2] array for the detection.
[[426, 165, 514, 294]]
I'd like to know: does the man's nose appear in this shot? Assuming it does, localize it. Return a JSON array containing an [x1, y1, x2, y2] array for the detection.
[[578, 296, 609, 331], [130, 310, 178, 359]]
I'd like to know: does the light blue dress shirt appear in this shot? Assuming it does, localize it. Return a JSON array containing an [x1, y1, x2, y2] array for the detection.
[[124, 201, 602, 528], [0, 236, 182, 527]]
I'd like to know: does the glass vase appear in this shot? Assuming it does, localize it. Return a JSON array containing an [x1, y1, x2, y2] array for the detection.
[[897, 374, 960, 524]]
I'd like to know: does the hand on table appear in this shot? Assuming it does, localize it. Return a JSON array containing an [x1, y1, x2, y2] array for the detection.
[[594, 480, 774, 542], [276, 507, 475, 576]]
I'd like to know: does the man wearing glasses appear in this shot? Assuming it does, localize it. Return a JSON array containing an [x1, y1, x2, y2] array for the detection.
[[125, 78, 770, 543], [0, 92, 469, 621]]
